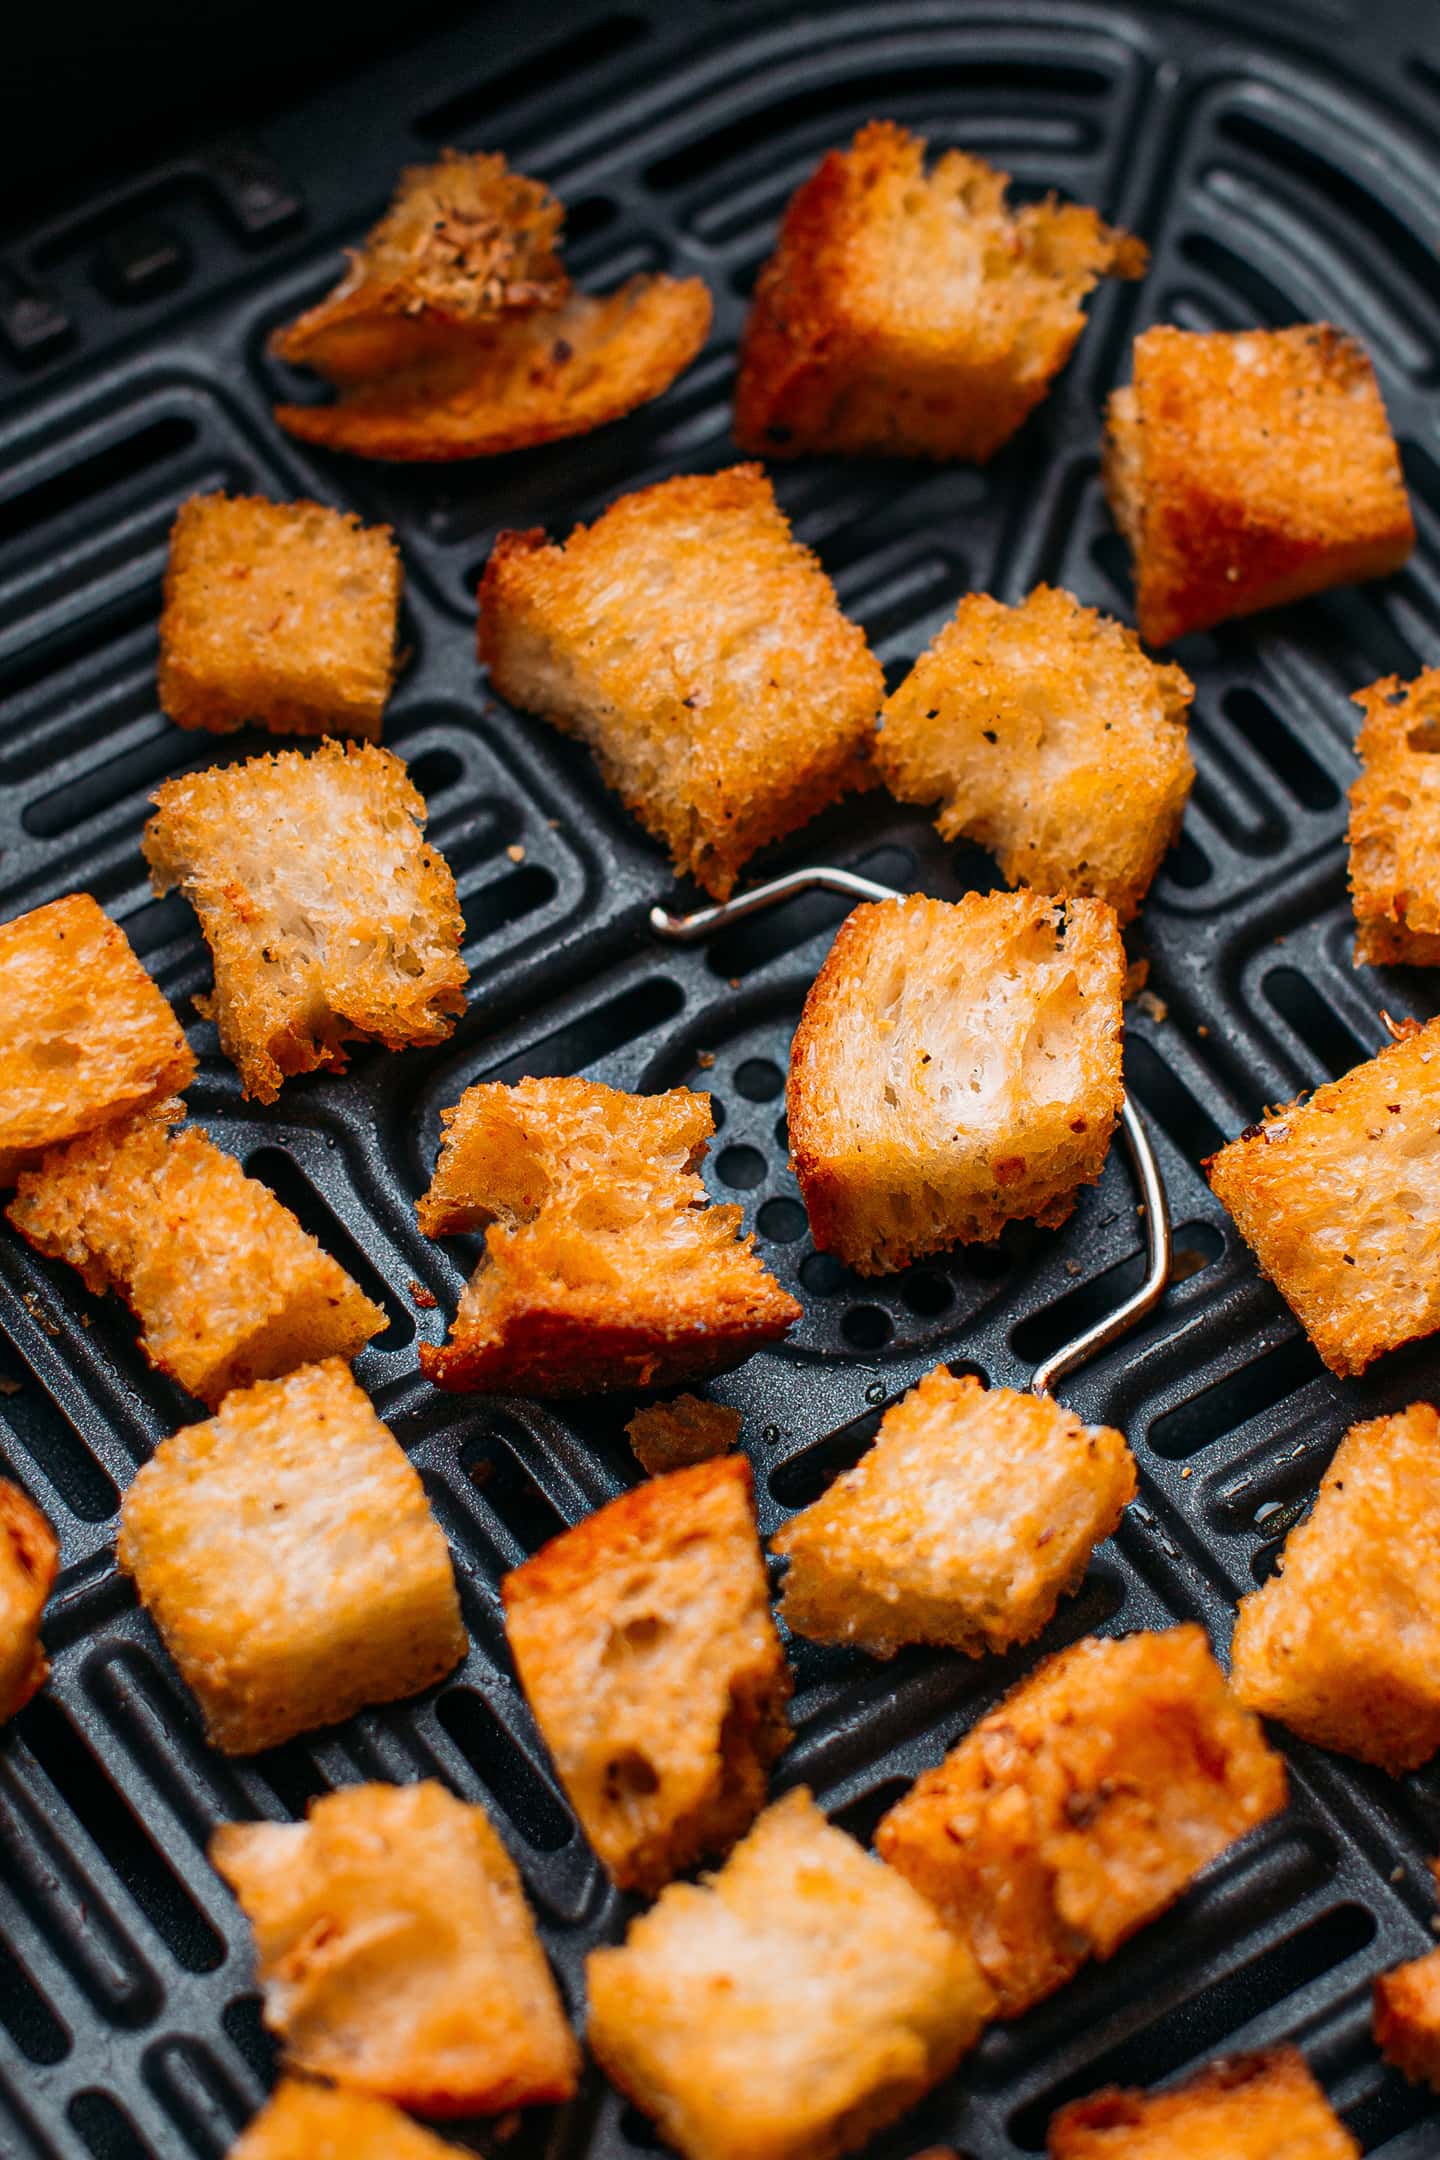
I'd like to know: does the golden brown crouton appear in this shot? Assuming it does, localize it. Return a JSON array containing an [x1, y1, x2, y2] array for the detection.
[[118, 1359, 464, 1755], [1103, 324, 1414, 647], [7, 1102, 385, 1407], [586, 1785, 993, 2160], [478, 464, 882, 899], [230, 2082, 462, 2160], [0, 1481, 58, 1724], [0, 893, 195, 1187], [626, 1393, 742, 1475], [1375, 1898, 1440, 2093], [417, 1075, 799, 1395], [876, 1625, 1285, 2017], [212, 1780, 579, 2114], [735, 122, 1145, 464], [1347, 667, 1440, 965], [876, 587, 1194, 924], [772, 1367, 1135, 1658], [502, 1456, 790, 1894], [1048, 2047, 1358, 2158], [1205, 1017, 1440, 1376], [156, 495, 402, 739], [144, 739, 467, 1104], [788, 891, 1125, 1274]]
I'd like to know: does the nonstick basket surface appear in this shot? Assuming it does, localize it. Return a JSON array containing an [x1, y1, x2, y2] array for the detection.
[[3, 1, 1440, 2153]]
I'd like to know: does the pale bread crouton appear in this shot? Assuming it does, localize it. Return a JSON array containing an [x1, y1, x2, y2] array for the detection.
[[1103, 324, 1414, 647], [211, 1780, 579, 2114], [1348, 668, 1440, 965], [417, 1076, 799, 1394], [1048, 2047, 1358, 2159], [7, 1101, 385, 1407], [1205, 1016, 1440, 1376], [117, 1359, 465, 1755], [502, 1456, 790, 1894], [735, 122, 1145, 463], [1230, 1403, 1440, 1773], [875, 1625, 1285, 2017], [772, 1367, 1135, 1658], [876, 586, 1194, 923], [626, 1393, 742, 1475], [0, 1481, 58, 1724], [586, 1785, 993, 2160], [157, 495, 402, 739], [230, 2082, 462, 2160], [1375, 1878, 1440, 2093], [477, 465, 882, 899], [788, 892, 1125, 1274], [0, 893, 195, 1186], [144, 739, 467, 1104]]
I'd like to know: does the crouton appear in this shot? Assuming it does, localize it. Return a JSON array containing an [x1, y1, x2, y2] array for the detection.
[[156, 495, 402, 740], [0, 1481, 58, 1724], [627, 1393, 742, 1475], [586, 1785, 993, 2160], [0, 893, 195, 1187], [1347, 667, 1440, 965], [788, 891, 1125, 1274], [735, 122, 1145, 464], [230, 2082, 461, 2160], [478, 465, 882, 899], [1103, 324, 1414, 647], [772, 1367, 1135, 1658], [211, 1780, 579, 2114], [876, 1625, 1286, 2016], [117, 1360, 464, 1754], [1205, 1016, 1440, 1376], [143, 739, 467, 1104], [876, 587, 1194, 924], [7, 1101, 385, 1407], [502, 1456, 790, 1894], [1375, 1889, 1440, 2092], [417, 1075, 799, 1395], [1048, 2047, 1358, 2158]]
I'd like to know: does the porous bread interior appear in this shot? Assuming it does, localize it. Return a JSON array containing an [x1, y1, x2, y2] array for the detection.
[[228, 2080, 463, 2160], [1048, 2046, 1360, 2158], [0, 1479, 58, 1723], [1348, 667, 1440, 965], [1374, 1937, 1440, 2094]]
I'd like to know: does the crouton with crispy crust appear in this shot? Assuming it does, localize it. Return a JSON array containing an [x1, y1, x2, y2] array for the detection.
[[1103, 324, 1413, 647], [417, 1075, 799, 1394], [1205, 1016, 1440, 1376], [230, 2083, 463, 2160], [586, 1785, 993, 2160], [144, 740, 467, 1104], [0, 893, 195, 1187], [0, 1482, 58, 1723], [503, 1456, 790, 1894], [1048, 2048, 1359, 2158], [876, 1625, 1285, 2017], [772, 1367, 1135, 1658], [1375, 1875, 1440, 2093], [118, 1360, 464, 1754], [876, 587, 1194, 923], [788, 892, 1126, 1274], [212, 1780, 579, 2115], [627, 1393, 742, 1475], [7, 1102, 385, 1407], [735, 122, 1145, 463], [1348, 667, 1440, 965], [478, 465, 883, 899]]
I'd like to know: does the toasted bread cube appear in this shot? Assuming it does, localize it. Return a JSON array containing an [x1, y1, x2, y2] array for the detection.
[[0, 1481, 58, 1724], [1103, 324, 1414, 647], [586, 1786, 993, 2160], [478, 465, 882, 899], [876, 587, 1194, 923], [627, 1394, 742, 1475], [735, 122, 1145, 464], [117, 1360, 464, 1754], [876, 1625, 1285, 2016], [417, 1075, 799, 1395], [772, 1367, 1135, 1658], [1205, 1016, 1440, 1376], [0, 893, 195, 1187], [231, 2082, 462, 2160], [503, 1456, 790, 1894], [212, 1780, 579, 2114], [788, 892, 1125, 1274], [1348, 668, 1440, 965], [144, 739, 467, 1104], [1375, 1897, 1440, 2093], [7, 1102, 384, 1407], [157, 495, 402, 739], [1048, 2047, 1358, 2158]]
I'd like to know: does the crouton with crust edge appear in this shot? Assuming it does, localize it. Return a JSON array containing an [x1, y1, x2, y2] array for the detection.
[[0, 1481, 58, 1724], [626, 1393, 742, 1475], [230, 2081, 464, 2160], [1047, 2046, 1359, 2158], [1347, 667, 1440, 965], [1374, 1868, 1440, 2094]]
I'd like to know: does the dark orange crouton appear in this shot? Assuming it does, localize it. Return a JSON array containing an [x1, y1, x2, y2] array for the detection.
[[1348, 667, 1440, 965], [478, 464, 882, 899], [502, 1456, 790, 1894], [1048, 2047, 1358, 2158], [144, 739, 467, 1104], [1205, 1016, 1440, 1376], [876, 1625, 1285, 2016], [1375, 1883, 1440, 2094], [876, 586, 1194, 923], [0, 1481, 58, 1723], [627, 1393, 742, 1475], [736, 122, 1144, 463], [231, 2082, 463, 2160], [212, 1780, 579, 2115], [7, 1101, 385, 1407], [0, 893, 195, 1186], [1103, 323, 1414, 647], [416, 1075, 799, 1394]]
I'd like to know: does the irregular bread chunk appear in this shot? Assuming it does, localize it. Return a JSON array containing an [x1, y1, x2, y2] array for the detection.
[[1375, 1865, 1440, 2094], [1048, 2047, 1358, 2158], [0, 1481, 58, 1723], [230, 2082, 465, 2160], [626, 1393, 742, 1475], [1347, 667, 1440, 965]]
